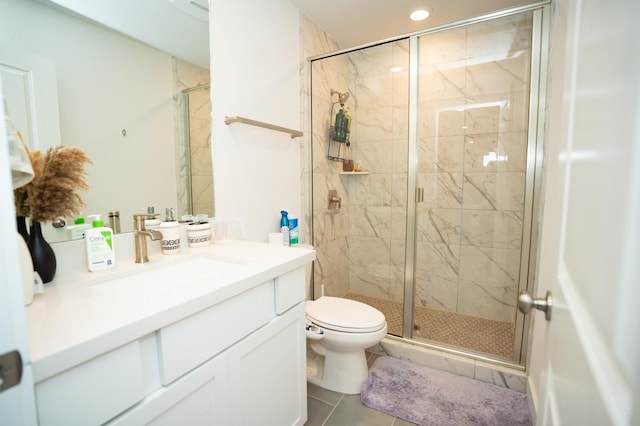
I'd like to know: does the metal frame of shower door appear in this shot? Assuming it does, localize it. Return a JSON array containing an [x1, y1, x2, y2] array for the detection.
[[402, 36, 420, 338], [513, 5, 551, 365]]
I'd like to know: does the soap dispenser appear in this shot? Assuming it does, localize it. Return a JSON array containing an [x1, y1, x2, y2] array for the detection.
[[85, 214, 115, 271], [160, 208, 180, 254], [66, 216, 92, 240], [144, 206, 161, 230]]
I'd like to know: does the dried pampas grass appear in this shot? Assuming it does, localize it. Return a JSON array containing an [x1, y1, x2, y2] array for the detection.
[[19, 145, 92, 223]]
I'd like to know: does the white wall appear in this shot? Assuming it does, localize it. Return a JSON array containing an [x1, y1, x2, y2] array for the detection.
[[210, 0, 301, 243]]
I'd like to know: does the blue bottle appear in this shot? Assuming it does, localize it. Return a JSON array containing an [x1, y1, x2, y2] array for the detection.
[[280, 210, 290, 247]]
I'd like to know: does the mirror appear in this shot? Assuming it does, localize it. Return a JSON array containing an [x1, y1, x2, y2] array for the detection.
[[1, 0, 212, 242]]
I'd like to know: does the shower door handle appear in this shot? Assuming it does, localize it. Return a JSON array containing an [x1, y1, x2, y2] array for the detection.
[[518, 290, 552, 321]]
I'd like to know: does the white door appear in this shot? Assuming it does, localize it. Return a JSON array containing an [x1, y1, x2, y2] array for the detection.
[[0, 81, 38, 423], [530, 0, 640, 425]]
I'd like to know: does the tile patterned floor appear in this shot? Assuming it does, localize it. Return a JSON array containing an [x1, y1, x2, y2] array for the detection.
[[305, 353, 416, 426], [344, 293, 515, 359]]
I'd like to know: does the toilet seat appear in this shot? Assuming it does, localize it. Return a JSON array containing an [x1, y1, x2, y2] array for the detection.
[[306, 297, 386, 333]]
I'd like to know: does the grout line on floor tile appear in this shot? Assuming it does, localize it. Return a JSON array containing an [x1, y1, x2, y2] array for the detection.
[[320, 394, 344, 426], [308, 393, 338, 407]]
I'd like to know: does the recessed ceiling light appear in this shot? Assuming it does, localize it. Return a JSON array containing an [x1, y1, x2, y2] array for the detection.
[[410, 8, 430, 21]]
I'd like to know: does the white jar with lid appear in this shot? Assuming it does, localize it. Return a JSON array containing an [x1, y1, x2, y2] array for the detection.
[[187, 221, 212, 248]]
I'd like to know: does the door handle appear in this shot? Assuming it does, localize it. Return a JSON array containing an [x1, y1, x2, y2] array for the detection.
[[518, 290, 552, 321], [0, 350, 23, 392]]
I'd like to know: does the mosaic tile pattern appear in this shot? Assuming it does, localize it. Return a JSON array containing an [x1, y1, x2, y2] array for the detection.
[[345, 293, 515, 359]]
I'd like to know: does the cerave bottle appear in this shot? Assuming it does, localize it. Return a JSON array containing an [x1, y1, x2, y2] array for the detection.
[[85, 214, 115, 271]]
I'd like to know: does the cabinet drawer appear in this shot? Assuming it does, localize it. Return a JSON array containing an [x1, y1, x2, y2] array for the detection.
[[158, 281, 275, 384], [274, 267, 305, 314], [35, 341, 145, 426]]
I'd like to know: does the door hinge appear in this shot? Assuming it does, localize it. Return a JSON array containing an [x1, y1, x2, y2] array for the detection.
[[416, 187, 424, 203]]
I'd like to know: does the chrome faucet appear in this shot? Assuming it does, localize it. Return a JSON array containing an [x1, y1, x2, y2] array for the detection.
[[133, 214, 163, 263]]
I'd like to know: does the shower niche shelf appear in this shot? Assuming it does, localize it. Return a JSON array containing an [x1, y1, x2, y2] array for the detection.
[[339, 171, 370, 175]]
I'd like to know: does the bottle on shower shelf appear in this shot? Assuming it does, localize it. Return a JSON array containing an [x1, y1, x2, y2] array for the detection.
[[334, 106, 345, 142]]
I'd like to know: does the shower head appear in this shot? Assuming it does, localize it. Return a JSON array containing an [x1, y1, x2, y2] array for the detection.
[[331, 89, 350, 106]]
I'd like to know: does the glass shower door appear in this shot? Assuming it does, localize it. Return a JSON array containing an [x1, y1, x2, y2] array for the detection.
[[412, 11, 535, 361]]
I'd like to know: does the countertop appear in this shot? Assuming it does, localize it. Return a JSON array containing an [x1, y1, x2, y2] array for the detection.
[[25, 240, 315, 383]]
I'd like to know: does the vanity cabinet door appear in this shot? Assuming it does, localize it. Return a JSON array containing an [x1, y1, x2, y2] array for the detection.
[[107, 352, 230, 426], [227, 303, 307, 426], [35, 341, 145, 426]]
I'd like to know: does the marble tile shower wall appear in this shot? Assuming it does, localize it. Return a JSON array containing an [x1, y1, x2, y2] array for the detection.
[[305, 15, 351, 298], [415, 13, 533, 322], [346, 40, 410, 304]]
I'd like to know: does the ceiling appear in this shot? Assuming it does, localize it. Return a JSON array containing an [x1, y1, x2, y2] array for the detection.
[[43, 0, 542, 68], [288, 0, 542, 49]]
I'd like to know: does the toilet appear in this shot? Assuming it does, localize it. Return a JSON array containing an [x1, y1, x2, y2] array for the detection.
[[305, 296, 387, 394]]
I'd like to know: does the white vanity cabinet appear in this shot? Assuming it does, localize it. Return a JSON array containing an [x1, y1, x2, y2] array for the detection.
[[28, 244, 312, 426]]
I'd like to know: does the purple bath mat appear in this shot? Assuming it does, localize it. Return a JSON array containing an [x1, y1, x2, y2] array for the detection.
[[361, 356, 532, 426]]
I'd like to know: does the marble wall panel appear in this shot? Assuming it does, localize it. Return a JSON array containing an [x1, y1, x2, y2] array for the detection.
[[391, 172, 407, 206], [353, 106, 394, 142], [419, 172, 464, 208], [462, 171, 525, 211], [466, 91, 530, 133], [348, 173, 393, 206], [465, 54, 531, 97], [353, 73, 394, 108], [392, 104, 410, 141], [349, 43, 395, 77], [303, 12, 352, 298], [391, 206, 407, 240], [391, 135, 409, 172], [419, 135, 465, 172], [458, 245, 520, 286], [418, 100, 467, 137], [460, 210, 523, 249], [457, 279, 517, 322], [418, 26, 468, 65], [463, 131, 527, 173], [416, 207, 462, 245], [356, 139, 394, 173], [466, 13, 533, 59], [349, 205, 392, 239], [419, 65, 467, 101], [350, 264, 391, 300]]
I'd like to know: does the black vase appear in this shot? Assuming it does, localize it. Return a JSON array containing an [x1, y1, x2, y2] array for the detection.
[[27, 221, 56, 283], [16, 215, 29, 242]]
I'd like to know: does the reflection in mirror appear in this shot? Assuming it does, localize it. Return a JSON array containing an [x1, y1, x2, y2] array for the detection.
[[0, 0, 212, 242], [177, 84, 213, 218]]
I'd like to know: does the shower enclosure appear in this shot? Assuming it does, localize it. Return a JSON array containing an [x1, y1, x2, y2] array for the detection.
[[176, 83, 214, 218], [309, 6, 547, 365]]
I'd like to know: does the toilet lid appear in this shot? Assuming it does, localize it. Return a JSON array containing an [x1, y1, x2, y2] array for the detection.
[[306, 296, 386, 333]]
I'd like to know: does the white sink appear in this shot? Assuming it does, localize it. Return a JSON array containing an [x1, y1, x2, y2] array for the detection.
[[91, 257, 243, 299]]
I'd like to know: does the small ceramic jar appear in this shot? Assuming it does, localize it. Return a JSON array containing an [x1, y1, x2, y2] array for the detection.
[[187, 221, 212, 248]]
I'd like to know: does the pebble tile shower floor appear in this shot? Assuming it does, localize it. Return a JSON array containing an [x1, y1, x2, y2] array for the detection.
[[344, 293, 515, 359]]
